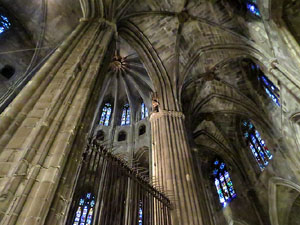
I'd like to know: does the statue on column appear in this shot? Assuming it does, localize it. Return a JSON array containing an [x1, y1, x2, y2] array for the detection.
[[151, 92, 160, 112]]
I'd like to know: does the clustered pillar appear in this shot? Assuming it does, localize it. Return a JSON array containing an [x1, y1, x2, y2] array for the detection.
[[0, 20, 114, 225], [150, 110, 203, 225]]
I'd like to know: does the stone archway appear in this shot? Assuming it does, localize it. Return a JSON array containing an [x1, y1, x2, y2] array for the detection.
[[269, 177, 300, 225]]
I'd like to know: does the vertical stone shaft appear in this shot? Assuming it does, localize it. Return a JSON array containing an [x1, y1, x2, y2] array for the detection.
[[150, 110, 203, 225], [0, 20, 114, 225]]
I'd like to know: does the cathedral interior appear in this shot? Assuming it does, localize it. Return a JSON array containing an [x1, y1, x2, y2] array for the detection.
[[0, 0, 299, 225]]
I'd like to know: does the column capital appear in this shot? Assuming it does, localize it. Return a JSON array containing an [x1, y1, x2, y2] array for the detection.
[[149, 110, 185, 121]]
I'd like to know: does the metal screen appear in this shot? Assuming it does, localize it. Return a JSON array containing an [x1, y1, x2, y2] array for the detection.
[[66, 140, 172, 225]]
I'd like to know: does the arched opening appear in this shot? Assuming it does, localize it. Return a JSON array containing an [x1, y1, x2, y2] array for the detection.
[[71, 193, 96, 225], [288, 194, 300, 225], [212, 158, 237, 208], [269, 178, 300, 225], [134, 147, 150, 179], [241, 119, 273, 171], [118, 131, 127, 142], [139, 125, 146, 136], [121, 103, 130, 126], [96, 130, 105, 141], [0, 65, 15, 79]]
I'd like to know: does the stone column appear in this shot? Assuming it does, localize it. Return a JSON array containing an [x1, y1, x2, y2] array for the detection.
[[150, 110, 203, 225], [0, 20, 114, 225]]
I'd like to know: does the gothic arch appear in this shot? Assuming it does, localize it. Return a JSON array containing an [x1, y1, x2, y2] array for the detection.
[[288, 112, 300, 168], [193, 119, 251, 183], [269, 177, 300, 225], [119, 20, 178, 110]]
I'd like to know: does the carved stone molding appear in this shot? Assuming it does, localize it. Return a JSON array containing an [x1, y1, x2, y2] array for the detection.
[[149, 109, 185, 121]]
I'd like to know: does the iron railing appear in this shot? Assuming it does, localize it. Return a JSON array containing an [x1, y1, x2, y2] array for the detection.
[[66, 139, 172, 225]]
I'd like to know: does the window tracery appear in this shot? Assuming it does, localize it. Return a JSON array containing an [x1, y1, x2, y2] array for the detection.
[[246, 0, 261, 16], [99, 103, 112, 126], [213, 159, 236, 207], [242, 120, 273, 170], [0, 15, 10, 34], [121, 103, 130, 126], [138, 201, 143, 225], [73, 193, 95, 225], [251, 64, 280, 106], [141, 102, 148, 120]]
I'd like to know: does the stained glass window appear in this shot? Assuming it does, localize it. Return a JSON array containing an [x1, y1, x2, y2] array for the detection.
[[121, 103, 130, 126], [0, 15, 11, 34], [138, 201, 143, 225], [246, 0, 261, 16], [141, 102, 149, 120], [242, 120, 273, 171], [99, 103, 112, 126], [73, 193, 95, 225], [251, 64, 280, 106], [213, 159, 236, 207]]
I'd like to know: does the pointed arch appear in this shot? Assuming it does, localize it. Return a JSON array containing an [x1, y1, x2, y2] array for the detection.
[[241, 120, 273, 171], [121, 103, 130, 125], [99, 102, 112, 126], [72, 192, 96, 225], [141, 102, 149, 120], [269, 177, 300, 225], [212, 158, 237, 207]]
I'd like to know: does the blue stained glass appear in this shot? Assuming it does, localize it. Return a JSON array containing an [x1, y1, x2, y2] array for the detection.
[[220, 163, 225, 170], [139, 207, 143, 225], [243, 120, 273, 170], [265, 88, 280, 106], [121, 103, 131, 126], [224, 171, 236, 197], [90, 200, 95, 207], [213, 169, 218, 175], [258, 74, 280, 106], [126, 108, 131, 124], [141, 102, 149, 120], [145, 107, 149, 117], [73, 193, 95, 225], [86, 208, 93, 225], [0, 15, 11, 35], [213, 160, 236, 207], [215, 179, 225, 205], [79, 199, 84, 206], [100, 103, 112, 126], [246, 2, 261, 16]]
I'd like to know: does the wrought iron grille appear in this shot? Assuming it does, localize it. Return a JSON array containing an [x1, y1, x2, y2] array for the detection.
[[66, 140, 172, 225]]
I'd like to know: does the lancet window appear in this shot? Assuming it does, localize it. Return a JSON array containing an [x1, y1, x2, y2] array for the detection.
[[0, 15, 10, 34], [141, 102, 149, 120], [213, 159, 236, 207], [242, 120, 273, 170], [121, 103, 130, 126], [99, 103, 112, 126], [251, 64, 280, 106], [73, 193, 95, 225], [246, 0, 261, 16], [138, 202, 143, 225], [258, 74, 280, 106]]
